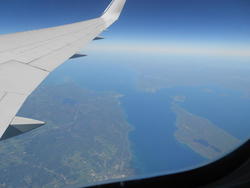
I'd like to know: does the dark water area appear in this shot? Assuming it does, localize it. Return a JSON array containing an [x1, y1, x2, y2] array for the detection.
[[51, 61, 207, 175], [48, 59, 250, 177], [173, 86, 250, 141], [121, 84, 250, 175], [120, 89, 206, 176]]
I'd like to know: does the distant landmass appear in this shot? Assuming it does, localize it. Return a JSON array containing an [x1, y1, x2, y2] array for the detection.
[[133, 60, 250, 97], [172, 102, 241, 160], [0, 83, 133, 188]]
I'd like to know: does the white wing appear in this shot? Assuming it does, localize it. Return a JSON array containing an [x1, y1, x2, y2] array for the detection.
[[0, 0, 126, 139]]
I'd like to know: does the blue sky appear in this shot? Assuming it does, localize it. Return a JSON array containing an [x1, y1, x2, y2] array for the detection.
[[0, 0, 249, 57]]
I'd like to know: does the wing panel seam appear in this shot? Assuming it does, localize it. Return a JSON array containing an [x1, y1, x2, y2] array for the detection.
[[0, 18, 102, 54], [0, 92, 7, 102]]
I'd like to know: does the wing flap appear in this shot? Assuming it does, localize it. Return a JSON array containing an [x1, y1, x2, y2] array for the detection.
[[0, 93, 27, 138], [12, 35, 77, 63], [0, 61, 48, 94]]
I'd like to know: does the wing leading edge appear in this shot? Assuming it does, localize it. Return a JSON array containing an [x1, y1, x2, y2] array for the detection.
[[0, 0, 126, 139]]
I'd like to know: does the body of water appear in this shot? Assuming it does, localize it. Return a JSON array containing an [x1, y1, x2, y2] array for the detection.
[[47, 57, 250, 177]]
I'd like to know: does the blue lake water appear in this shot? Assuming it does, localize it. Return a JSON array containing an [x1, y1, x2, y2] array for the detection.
[[47, 57, 250, 177], [122, 85, 250, 175], [179, 86, 250, 141], [120, 90, 206, 176]]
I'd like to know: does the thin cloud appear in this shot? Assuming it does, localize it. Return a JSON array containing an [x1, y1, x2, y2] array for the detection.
[[87, 42, 250, 57]]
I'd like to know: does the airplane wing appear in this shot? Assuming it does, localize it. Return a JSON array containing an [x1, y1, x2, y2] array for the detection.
[[0, 0, 126, 139]]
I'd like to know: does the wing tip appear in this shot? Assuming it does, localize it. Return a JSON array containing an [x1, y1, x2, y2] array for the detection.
[[101, 0, 126, 27]]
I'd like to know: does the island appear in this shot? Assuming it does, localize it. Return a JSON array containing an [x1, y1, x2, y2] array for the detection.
[[172, 103, 241, 160]]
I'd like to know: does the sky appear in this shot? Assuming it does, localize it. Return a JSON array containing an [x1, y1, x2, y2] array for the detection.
[[0, 0, 249, 57]]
